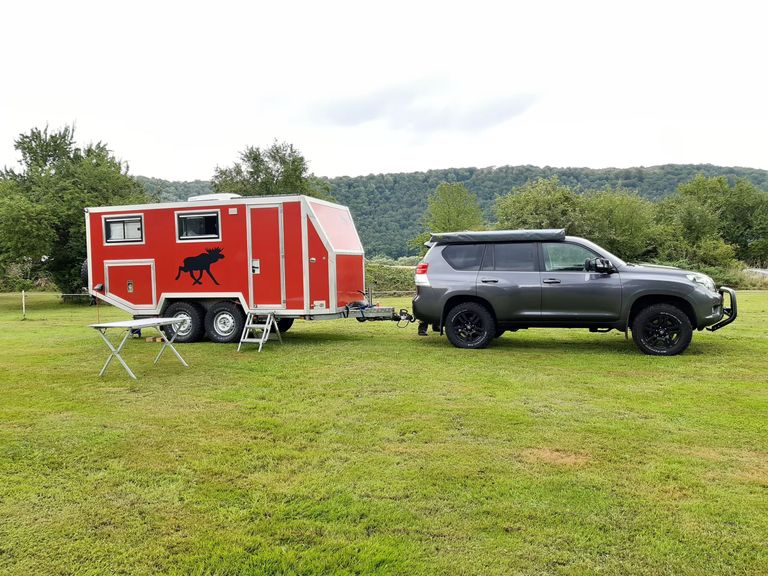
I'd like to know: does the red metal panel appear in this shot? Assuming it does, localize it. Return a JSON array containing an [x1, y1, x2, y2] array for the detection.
[[250, 207, 282, 306], [282, 202, 304, 310], [336, 255, 365, 307], [308, 220, 330, 310], [107, 264, 153, 306], [89, 205, 250, 308], [309, 201, 363, 252]]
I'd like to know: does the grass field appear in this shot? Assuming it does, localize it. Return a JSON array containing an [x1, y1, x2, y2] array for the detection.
[[1, 292, 766, 575]]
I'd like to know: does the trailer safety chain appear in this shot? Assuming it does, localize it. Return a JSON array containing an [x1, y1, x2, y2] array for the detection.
[[396, 308, 415, 328]]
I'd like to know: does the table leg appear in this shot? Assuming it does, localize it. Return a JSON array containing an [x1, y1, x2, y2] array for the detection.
[[154, 325, 189, 367], [97, 329, 137, 380]]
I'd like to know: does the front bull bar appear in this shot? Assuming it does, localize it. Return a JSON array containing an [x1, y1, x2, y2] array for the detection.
[[706, 287, 737, 332]]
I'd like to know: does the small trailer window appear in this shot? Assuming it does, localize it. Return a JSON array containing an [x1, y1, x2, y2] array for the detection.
[[104, 216, 143, 243], [177, 211, 220, 241]]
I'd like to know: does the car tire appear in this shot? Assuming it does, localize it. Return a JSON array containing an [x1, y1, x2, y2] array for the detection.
[[494, 328, 506, 338], [204, 301, 246, 344], [445, 302, 495, 349], [162, 301, 205, 343], [276, 318, 294, 334], [632, 303, 693, 356]]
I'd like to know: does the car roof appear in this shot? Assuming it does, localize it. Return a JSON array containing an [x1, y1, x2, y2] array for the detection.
[[429, 229, 566, 244]]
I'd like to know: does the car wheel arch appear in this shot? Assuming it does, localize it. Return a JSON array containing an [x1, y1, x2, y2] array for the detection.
[[628, 294, 697, 329], [441, 295, 497, 333]]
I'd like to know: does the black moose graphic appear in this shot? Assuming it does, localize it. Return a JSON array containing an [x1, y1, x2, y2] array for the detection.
[[175, 247, 225, 285]]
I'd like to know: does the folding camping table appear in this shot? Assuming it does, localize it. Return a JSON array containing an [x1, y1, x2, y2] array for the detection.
[[90, 318, 189, 380]]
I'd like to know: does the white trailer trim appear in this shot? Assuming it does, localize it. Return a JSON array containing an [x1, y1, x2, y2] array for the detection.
[[87, 195, 309, 214], [301, 199, 310, 311]]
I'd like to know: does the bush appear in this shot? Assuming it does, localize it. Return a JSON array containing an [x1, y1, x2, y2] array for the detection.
[[745, 239, 768, 267], [0, 260, 56, 292], [365, 262, 414, 294]]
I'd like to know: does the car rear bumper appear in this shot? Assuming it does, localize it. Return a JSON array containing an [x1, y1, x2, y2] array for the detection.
[[412, 288, 444, 323], [705, 287, 737, 331]]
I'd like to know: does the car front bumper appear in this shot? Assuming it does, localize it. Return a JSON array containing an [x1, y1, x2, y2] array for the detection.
[[706, 287, 737, 332]]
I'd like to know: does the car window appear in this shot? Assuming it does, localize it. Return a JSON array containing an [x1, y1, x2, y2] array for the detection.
[[492, 242, 537, 271], [543, 242, 597, 272], [442, 244, 484, 271]]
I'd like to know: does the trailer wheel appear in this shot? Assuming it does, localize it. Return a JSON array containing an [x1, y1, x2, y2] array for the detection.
[[205, 301, 246, 344], [80, 259, 88, 289], [162, 302, 205, 343], [276, 318, 294, 333]]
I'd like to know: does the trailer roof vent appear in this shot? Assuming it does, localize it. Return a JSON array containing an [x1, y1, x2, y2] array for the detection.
[[187, 193, 243, 202]]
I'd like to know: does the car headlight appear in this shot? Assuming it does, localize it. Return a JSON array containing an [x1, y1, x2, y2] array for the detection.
[[686, 273, 716, 293]]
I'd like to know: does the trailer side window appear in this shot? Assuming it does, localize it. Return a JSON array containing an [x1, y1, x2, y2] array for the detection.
[[104, 216, 143, 243], [177, 212, 220, 241]]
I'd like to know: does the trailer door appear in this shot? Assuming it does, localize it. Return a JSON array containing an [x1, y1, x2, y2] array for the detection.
[[249, 206, 285, 309]]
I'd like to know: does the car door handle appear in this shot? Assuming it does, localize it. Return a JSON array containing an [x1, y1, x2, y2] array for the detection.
[[543, 278, 561, 284], [480, 278, 499, 283]]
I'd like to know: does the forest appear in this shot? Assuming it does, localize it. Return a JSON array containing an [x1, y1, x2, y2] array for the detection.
[[1, 127, 766, 292], [142, 164, 768, 258]]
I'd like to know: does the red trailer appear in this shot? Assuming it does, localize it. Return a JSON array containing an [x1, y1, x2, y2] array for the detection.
[[85, 194, 403, 344]]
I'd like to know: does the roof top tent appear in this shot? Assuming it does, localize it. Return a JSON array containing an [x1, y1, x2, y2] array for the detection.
[[84, 194, 407, 344]]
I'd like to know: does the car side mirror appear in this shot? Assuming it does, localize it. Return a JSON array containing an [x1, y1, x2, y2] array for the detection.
[[586, 257, 613, 273]]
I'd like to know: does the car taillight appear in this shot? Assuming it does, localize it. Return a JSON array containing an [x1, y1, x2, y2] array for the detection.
[[415, 262, 430, 286]]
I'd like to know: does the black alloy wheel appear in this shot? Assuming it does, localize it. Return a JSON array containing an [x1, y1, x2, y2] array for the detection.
[[445, 302, 495, 349], [632, 303, 693, 356]]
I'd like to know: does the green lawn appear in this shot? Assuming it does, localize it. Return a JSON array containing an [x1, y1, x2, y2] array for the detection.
[[0, 292, 766, 575]]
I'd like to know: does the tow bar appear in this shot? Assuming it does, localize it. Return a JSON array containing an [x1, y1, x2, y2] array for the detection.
[[345, 302, 414, 327]]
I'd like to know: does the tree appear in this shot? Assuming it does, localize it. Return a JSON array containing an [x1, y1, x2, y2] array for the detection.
[[675, 175, 768, 260], [494, 177, 584, 233], [0, 126, 148, 293], [580, 189, 656, 260], [409, 182, 485, 254], [212, 140, 332, 200]]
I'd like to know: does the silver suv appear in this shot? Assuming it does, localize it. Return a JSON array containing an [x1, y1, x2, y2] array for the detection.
[[412, 229, 736, 355]]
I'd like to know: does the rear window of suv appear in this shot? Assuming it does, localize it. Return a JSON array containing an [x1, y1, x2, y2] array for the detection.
[[442, 244, 484, 271], [483, 242, 537, 271]]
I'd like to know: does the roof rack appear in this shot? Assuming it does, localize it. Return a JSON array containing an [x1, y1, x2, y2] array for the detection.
[[429, 229, 566, 244]]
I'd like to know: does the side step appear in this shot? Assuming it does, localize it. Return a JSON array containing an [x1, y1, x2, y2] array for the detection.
[[237, 313, 282, 352]]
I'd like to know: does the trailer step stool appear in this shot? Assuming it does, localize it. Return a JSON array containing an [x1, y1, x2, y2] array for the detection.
[[238, 313, 282, 352]]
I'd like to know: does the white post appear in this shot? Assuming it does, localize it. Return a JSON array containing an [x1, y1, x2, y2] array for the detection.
[[22, 290, 26, 320]]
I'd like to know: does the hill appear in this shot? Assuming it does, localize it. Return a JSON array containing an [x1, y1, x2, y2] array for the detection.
[[137, 164, 768, 258]]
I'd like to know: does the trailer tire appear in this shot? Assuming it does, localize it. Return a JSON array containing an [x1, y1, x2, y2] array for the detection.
[[80, 259, 88, 289], [162, 302, 205, 343], [205, 301, 246, 344], [276, 318, 294, 334]]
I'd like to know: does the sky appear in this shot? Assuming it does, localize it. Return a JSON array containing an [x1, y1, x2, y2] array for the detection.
[[1, 0, 766, 181]]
